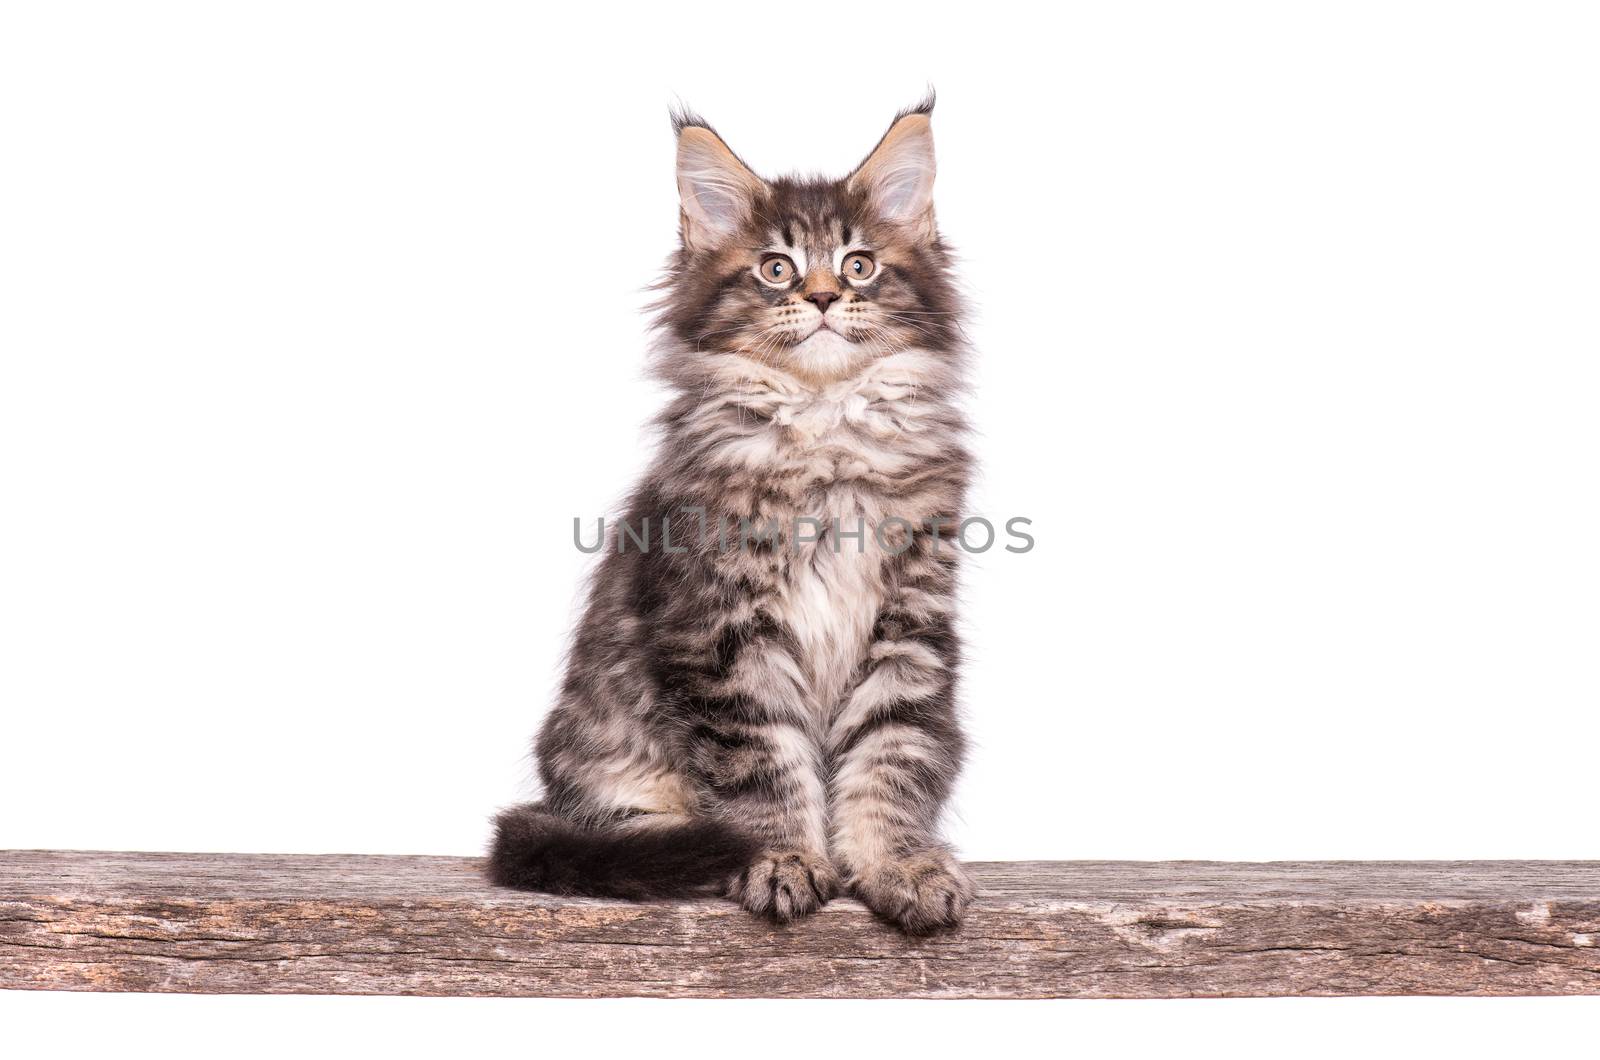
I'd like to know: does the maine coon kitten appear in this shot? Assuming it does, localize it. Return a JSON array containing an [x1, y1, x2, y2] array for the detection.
[[489, 98, 974, 934]]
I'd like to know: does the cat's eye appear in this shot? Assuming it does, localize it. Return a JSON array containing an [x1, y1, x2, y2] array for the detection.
[[842, 252, 876, 281], [758, 256, 797, 285]]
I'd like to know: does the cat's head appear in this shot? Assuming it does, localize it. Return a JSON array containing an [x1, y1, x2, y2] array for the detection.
[[657, 98, 961, 385]]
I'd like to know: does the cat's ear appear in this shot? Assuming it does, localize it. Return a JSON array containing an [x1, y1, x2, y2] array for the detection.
[[849, 101, 937, 237], [674, 116, 764, 252]]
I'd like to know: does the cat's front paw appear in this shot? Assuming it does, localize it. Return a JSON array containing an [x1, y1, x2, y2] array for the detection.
[[728, 850, 840, 924], [851, 847, 975, 935]]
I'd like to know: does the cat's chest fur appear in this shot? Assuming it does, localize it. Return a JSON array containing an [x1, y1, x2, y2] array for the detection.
[[710, 359, 947, 715], [773, 473, 885, 717]]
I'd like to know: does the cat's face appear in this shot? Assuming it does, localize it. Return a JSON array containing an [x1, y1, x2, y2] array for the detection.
[[659, 103, 961, 383]]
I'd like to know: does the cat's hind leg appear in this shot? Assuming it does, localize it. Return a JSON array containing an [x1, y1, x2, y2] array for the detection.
[[494, 712, 756, 899]]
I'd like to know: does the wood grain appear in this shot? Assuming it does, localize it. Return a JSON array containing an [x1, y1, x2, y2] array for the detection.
[[2, 851, 1598, 998]]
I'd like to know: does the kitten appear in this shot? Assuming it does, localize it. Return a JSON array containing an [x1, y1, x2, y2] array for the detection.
[[489, 97, 974, 934]]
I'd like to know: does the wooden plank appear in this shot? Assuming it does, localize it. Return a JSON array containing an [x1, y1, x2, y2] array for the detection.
[[2, 851, 1598, 998]]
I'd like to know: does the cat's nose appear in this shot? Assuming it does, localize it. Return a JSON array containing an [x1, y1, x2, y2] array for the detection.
[[806, 291, 839, 314]]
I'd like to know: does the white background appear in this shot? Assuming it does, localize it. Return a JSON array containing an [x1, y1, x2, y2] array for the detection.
[[3, 0, 1597, 1054]]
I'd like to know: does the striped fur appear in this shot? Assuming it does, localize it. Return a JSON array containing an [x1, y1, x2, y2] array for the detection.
[[491, 97, 976, 933]]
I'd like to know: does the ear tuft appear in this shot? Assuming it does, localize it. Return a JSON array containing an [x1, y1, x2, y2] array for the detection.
[[675, 119, 763, 251], [849, 102, 937, 231], [670, 104, 712, 137], [898, 88, 936, 121]]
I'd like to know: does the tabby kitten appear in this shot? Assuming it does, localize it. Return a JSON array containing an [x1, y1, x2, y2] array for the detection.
[[490, 98, 975, 934]]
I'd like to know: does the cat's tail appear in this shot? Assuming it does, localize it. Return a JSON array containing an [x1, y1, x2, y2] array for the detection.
[[487, 803, 758, 900]]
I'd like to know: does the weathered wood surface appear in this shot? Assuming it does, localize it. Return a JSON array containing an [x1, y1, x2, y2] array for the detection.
[[2, 851, 1597, 998]]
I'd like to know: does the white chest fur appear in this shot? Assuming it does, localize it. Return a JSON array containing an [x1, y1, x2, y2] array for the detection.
[[774, 487, 886, 716], [754, 359, 941, 713], [697, 351, 954, 716]]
